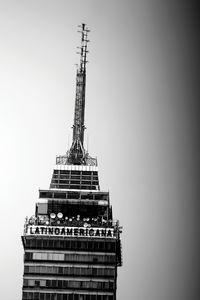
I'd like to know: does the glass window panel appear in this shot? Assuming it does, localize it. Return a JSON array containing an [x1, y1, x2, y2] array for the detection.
[[60, 240, 64, 249], [23, 279, 28, 286], [92, 268, 97, 276], [48, 253, 53, 260], [96, 268, 101, 276], [34, 293, 39, 300], [35, 280, 40, 287], [69, 281, 79, 288], [40, 280, 46, 287], [28, 279, 35, 286], [59, 254, 65, 260], [29, 266, 35, 273], [27, 292, 32, 300], [110, 269, 115, 276], [24, 266, 29, 273], [35, 253, 41, 260], [80, 268, 85, 275], [49, 240, 54, 248], [46, 294, 50, 300], [41, 252, 47, 260], [88, 242, 93, 249], [51, 294, 56, 300], [40, 294, 45, 300], [53, 254, 58, 260], [46, 280, 51, 287]]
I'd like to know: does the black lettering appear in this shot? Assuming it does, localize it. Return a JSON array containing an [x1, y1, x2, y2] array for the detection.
[[55, 228, 60, 235], [40, 227, 45, 234], [74, 228, 78, 236], [79, 229, 85, 236], [101, 229, 106, 237], [60, 228, 65, 235], [67, 228, 73, 236], [35, 227, 40, 234], [107, 230, 112, 237], [89, 229, 94, 236], [95, 229, 100, 236], [48, 227, 53, 234]]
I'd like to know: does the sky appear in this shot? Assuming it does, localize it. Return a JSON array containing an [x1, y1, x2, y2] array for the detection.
[[0, 1, 199, 299]]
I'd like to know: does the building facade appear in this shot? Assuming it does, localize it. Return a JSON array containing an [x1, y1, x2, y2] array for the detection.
[[21, 24, 122, 300]]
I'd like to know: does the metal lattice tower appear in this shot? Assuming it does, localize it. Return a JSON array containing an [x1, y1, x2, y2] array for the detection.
[[68, 23, 90, 165]]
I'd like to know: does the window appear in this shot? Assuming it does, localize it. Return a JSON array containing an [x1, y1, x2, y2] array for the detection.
[[35, 280, 40, 287], [49, 240, 54, 248], [92, 268, 97, 276], [24, 266, 29, 273], [26, 292, 32, 300], [33, 293, 39, 300], [52, 280, 57, 288], [25, 252, 32, 261], [36, 252, 64, 261], [40, 280, 46, 287], [71, 170, 81, 175], [23, 279, 28, 287], [28, 279, 34, 286], [88, 241, 93, 249], [46, 280, 51, 287], [37, 203, 47, 214], [46, 294, 50, 300]]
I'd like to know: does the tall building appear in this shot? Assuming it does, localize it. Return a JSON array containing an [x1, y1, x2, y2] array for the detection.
[[21, 24, 122, 300]]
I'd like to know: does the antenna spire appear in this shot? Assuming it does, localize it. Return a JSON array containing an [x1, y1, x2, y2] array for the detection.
[[56, 24, 97, 167], [68, 23, 90, 165]]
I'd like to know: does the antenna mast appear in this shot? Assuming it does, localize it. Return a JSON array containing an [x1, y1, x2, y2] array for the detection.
[[68, 23, 90, 165]]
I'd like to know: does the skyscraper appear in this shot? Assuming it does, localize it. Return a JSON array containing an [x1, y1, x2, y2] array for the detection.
[[21, 24, 122, 300]]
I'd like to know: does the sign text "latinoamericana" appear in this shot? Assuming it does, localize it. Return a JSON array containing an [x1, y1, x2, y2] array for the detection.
[[26, 226, 116, 238]]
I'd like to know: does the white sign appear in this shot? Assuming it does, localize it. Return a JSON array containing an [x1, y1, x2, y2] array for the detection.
[[25, 225, 116, 239]]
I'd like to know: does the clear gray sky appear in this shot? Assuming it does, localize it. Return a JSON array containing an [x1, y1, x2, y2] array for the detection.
[[0, 1, 199, 299]]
